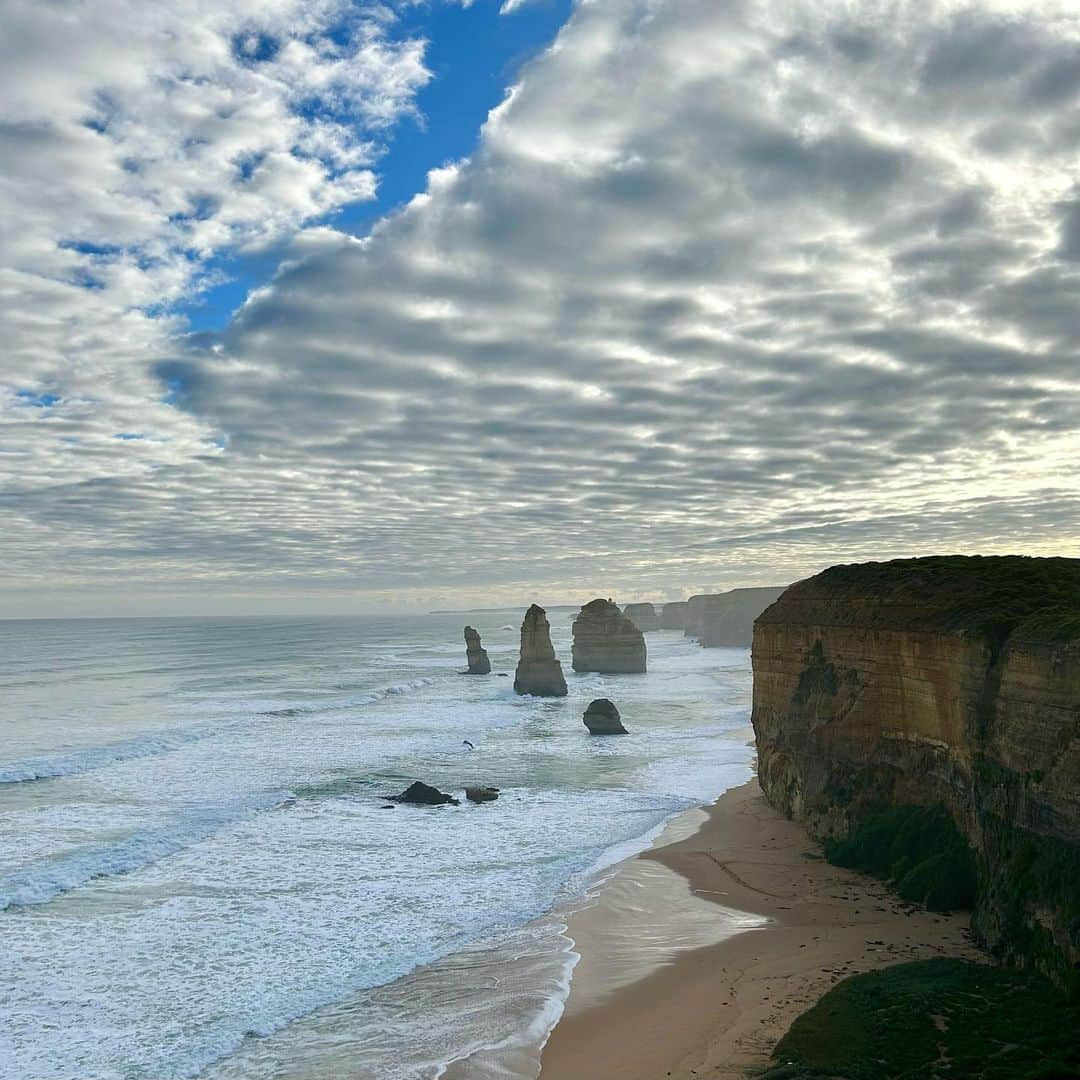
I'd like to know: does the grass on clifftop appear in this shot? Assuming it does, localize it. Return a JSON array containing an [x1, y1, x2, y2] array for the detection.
[[824, 804, 977, 912], [809, 555, 1080, 643], [758, 958, 1080, 1080]]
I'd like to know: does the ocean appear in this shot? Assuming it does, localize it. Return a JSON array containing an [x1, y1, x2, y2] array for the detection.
[[0, 611, 755, 1079]]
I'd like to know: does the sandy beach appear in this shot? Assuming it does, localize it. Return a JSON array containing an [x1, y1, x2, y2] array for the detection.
[[540, 778, 985, 1080]]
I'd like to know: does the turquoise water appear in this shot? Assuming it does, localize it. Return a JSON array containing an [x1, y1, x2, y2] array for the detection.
[[0, 612, 754, 1078]]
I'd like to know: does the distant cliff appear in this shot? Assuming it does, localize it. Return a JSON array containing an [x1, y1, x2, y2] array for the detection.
[[685, 586, 787, 647], [751, 556, 1080, 986]]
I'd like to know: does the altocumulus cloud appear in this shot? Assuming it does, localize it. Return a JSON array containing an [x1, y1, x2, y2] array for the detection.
[[3, 0, 1080, 611]]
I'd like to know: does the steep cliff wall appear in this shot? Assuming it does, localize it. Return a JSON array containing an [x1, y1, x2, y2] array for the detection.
[[752, 556, 1080, 986], [685, 586, 788, 647]]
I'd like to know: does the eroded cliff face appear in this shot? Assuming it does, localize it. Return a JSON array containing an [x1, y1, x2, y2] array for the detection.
[[685, 586, 788, 647], [752, 557, 1080, 986]]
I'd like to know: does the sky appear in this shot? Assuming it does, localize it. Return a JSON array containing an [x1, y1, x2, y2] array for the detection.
[[2, 0, 1080, 617]]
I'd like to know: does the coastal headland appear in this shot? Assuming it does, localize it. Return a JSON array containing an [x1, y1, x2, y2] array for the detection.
[[542, 555, 1080, 1078]]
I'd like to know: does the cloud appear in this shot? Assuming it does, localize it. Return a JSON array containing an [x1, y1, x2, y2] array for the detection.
[[0, 0, 432, 488], [4, 0, 1080, 612]]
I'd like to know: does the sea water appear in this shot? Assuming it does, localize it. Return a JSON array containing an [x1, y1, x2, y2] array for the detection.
[[0, 612, 755, 1079]]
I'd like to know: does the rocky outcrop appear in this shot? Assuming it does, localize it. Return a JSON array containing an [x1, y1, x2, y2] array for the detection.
[[464, 626, 491, 675], [660, 601, 688, 630], [623, 603, 660, 632], [514, 604, 568, 696], [684, 586, 788, 646], [751, 556, 1080, 986], [466, 786, 500, 803], [393, 781, 459, 806], [583, 698, 628, 735], [572, 598, 647, 674]]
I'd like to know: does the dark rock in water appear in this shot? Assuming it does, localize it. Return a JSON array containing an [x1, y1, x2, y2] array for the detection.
[[465, 786, 500, 803], [380, 804, 396, 809], [393, 781, 459, 806], [583, 698, 628, 735], [513, 604, 568, 696], [572, 599, 647, 674], [464, 626, 491, 675]]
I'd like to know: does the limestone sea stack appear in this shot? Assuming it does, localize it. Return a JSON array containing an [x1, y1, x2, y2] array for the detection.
[[623, 602, 660, 632], [463, 626, 491, 674], [572, 598, 647, 673], [513, 604, 568, 696], [583, 698, 628, 735]]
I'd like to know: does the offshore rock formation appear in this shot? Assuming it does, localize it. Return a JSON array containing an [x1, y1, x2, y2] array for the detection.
[[465, 786, 500, 803], [583, 698, 627, 735], [513, 604, 568, 697], [684, 586, 788, 647], [393, 781, 459, 806], [751, 556, 1080, 986], [660, 601, 689, 630], [623, 603, 660, 632], [572, 599, 647, 674], [463, 626, 491, 675]]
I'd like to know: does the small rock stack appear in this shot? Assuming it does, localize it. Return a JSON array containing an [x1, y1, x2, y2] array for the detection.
[[464, 626, 491, 674], [513, 604, 568, 696], [571, 598, 647, 674], [583, 698, 628, 735]]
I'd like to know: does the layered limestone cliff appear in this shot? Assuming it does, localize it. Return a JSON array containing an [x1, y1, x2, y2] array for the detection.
[[514, 604, 568, 696], [752, 556, 1080, 985], [572, 598, 647, 674], [623, 602, 660, 632], [685, 586, 788, 647], [660, 601, 688, 630]]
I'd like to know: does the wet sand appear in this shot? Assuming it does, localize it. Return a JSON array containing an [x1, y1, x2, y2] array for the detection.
[[539, 780, 984, 1080]]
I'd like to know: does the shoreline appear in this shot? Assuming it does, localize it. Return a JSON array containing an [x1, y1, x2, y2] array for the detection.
[[539, 779, 985, 1080]]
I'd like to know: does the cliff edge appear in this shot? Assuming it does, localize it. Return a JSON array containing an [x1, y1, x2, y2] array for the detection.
[[751, 555, 1080, 987]]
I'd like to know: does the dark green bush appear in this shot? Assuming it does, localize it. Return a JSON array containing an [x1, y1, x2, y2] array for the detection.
[[824, 804, 977, 911], [758, 958, 1080, 1080]]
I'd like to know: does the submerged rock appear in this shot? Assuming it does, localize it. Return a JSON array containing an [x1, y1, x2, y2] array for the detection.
[[583, 698, 628, 735], [572, 599, 647, 674], [465, 786, 500, 803], [393, 781, 459, 806], [623, 602, 660, 632], [464, 626, 491, 675], [513, 604, 568, 696]]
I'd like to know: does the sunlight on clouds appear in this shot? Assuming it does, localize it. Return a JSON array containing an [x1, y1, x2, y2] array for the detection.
[[3, 0, 1080, 611]]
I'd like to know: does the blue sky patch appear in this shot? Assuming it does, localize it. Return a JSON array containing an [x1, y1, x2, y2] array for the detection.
[[178, 0, 573, 334]]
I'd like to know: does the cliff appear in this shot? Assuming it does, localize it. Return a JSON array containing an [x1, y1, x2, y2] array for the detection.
[[623, 602, 660, 632], [751, 555, 1080, 986], [572, 599, 647, 674], [660, 601, 688, 630], [685, 586, 788, 647]]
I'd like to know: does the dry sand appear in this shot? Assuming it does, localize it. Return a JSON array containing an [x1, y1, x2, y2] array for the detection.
[[539, 780, 985, 1080]]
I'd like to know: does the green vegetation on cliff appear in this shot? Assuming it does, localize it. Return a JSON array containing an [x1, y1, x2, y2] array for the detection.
[[759, 958, 1080, 1080], [824, 804, 977, 912], [778, 555, 1080, 643]]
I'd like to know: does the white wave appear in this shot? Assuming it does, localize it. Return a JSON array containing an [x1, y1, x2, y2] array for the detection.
[[0, 793, 285, 910], [0, 730, 204, 784]]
